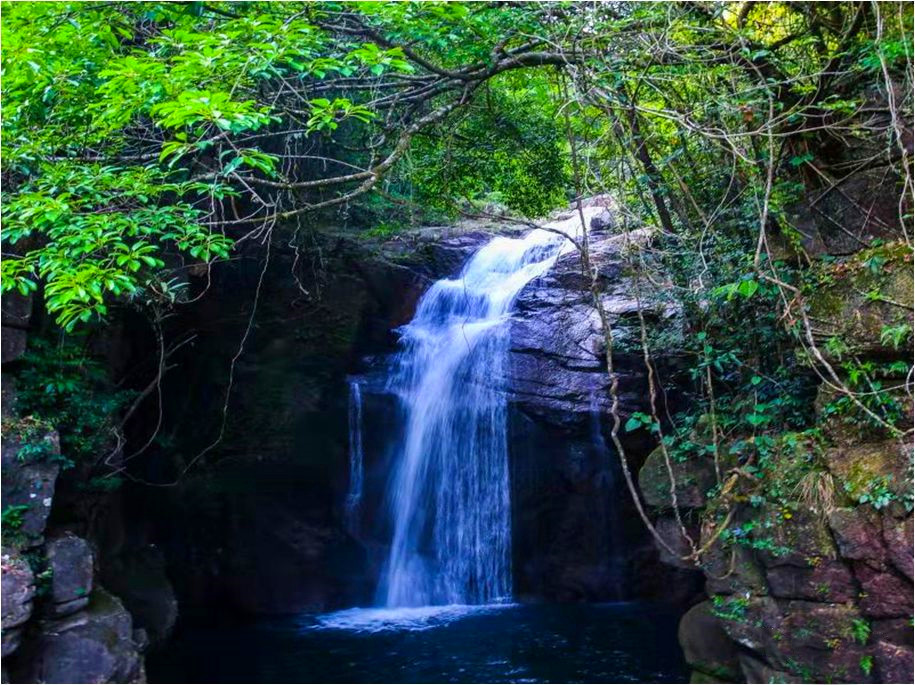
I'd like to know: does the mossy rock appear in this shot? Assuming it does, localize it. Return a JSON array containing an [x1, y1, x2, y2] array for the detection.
[[771, 601, 874, 683], [824, 440, 913, 509], [638, 446, 716, 509], [807, 243, 913, 360], [722, 597, 873, 683], [750, 505, 840, 567]]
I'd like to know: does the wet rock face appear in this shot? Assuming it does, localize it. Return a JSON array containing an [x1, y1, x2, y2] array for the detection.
[[153, 464, 373, 614], [106, 232, 435, 615], [508, 228, 682, 428], [506, 225, 701, 603]]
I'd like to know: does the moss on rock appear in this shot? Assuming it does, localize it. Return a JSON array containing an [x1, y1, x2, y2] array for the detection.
[[638, 446, 716, 510]]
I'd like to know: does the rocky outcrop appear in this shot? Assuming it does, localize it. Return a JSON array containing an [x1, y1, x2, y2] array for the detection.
[[508, 224, 681, 426], [1, 528, 146, 683], [506, 209, 701, 603], [641, 249, 914, 683], [1, 514, 146, 683], [678, 600, 742, 682], [653, 443, 913, 683]]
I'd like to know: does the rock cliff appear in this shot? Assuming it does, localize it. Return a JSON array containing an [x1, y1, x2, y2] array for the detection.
[[640, 248, 914, 683], [1, 352, 148, 683]]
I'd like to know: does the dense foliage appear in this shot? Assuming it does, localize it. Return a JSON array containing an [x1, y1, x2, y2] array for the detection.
[[1, 1, 579, 328]]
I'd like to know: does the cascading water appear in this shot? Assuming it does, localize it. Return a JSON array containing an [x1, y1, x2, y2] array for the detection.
[[376, 210, 600, 609], [344, 379, 364, 534]]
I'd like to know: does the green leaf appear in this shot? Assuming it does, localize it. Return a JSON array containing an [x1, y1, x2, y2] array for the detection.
[[737, 279, 759, 298]]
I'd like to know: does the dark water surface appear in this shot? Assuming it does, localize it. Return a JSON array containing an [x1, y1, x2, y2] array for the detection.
[[148, 602, 688, 683]]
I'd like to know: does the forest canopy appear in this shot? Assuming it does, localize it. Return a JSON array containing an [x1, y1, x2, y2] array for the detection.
[[1, 1, 911, 333]]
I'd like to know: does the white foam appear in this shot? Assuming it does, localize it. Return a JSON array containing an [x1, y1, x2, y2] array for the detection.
[[307, 603, 515, 634]]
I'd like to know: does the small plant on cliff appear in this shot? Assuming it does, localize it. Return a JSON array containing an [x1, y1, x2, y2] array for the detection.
[[851, 618, 871, 645], [711, 594, 750, 622], [1, 504, 30, 532]]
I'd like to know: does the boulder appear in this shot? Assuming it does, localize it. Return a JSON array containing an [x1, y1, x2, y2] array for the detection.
[[22, 589, 145, 684], [654, 515, 699, 569], [638, 447, 716, 509], [716, 594, 782, 654], [46, 533, 94, 616], [700, 515, 768, 596], [823, 441, 913, 505], [678, 601, 741, 681], [765, 560, 857, 603], [772, 601, 873, 683], [873, 641, 914, 684], [590, 209, 616, 233], [851, 561, 913, 618], [711, 595, 875, 683], [871, 617, 913, 646], [807, 244, 913, 360], [753, 507, 839, 568], [816, 384, 913, 448], [738, 653, 799, 684]]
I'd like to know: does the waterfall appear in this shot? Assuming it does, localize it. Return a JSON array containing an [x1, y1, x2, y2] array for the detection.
[[377, 210, 599, 608], [345, 380, 364, 534]]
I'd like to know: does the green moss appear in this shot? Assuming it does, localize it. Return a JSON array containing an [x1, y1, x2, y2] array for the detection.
[[808, 242, 914, 355]]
